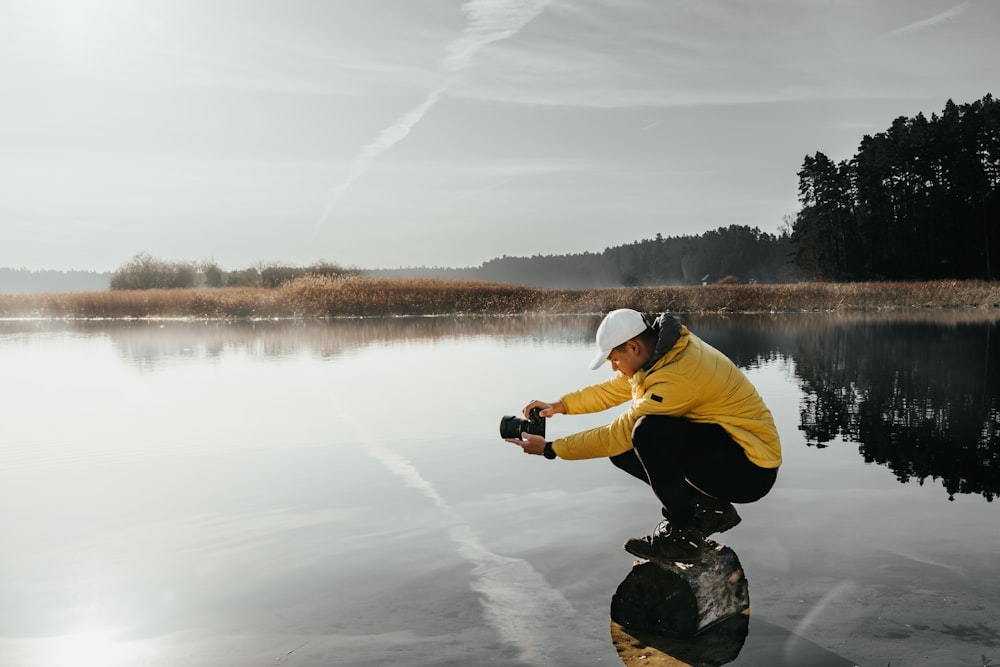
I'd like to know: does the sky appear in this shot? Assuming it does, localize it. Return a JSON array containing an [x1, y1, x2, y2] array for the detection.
[[0, 0, 997, 272]]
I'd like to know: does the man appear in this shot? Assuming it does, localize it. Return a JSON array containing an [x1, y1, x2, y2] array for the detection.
[[504, 309, 781, 562]]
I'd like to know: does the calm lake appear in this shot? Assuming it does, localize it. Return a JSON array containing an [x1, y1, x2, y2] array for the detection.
[[1, 313, 998, 667]]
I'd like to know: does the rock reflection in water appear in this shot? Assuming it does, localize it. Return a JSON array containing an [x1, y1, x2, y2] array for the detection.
[[611, 614, 748, 667], [608, 543, 861, 667]]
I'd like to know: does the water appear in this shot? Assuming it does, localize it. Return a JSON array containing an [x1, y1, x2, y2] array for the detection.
[[0, 314, 997, 667]]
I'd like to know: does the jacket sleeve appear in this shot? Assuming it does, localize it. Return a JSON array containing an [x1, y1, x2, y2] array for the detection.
[[553, 374, 696, 460], [552, 411, 636, 460], [560, 374, 632, 415], [551, 374, 633, 460]]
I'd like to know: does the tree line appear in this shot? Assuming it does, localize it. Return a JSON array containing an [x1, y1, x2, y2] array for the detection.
[[91, 225, 798, 292], [372, 225, 797, 288], [793, 93, 999, 281], [0, 224, 798, 292]]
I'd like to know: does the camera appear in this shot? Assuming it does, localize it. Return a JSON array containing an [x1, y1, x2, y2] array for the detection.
[[499, 407, 546, 440]]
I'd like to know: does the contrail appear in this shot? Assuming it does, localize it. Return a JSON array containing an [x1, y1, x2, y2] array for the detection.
[[443, 0, 551, 72], [334, 406, 576, 665], [785, 579, 856, 662], [313, 0, 552, 236], [312, 86, 447, 235], [887, 2, 969, 36]]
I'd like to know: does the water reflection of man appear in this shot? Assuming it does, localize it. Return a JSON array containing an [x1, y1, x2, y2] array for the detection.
[[505, 309, 782, 562]]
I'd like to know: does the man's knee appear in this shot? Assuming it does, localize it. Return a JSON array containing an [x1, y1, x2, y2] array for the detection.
[[610, 451, 633, 472], [610, 449, 649, 484], [631, 415, 657, 447]]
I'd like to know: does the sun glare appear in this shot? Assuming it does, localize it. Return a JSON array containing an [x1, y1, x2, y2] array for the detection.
[[44, 629, 135, 667], [26, 0, 137, 61]]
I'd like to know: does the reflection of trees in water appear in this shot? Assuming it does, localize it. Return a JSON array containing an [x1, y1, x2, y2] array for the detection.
[[0, 316, 601, 371], [794, 317, 999, 501], [683, 313, 804, 369], [7, 312, 998, 500], [673, 312, 1000, 502]]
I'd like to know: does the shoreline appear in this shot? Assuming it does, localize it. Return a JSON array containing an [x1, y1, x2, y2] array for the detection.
[[1, 277, 999, 320]]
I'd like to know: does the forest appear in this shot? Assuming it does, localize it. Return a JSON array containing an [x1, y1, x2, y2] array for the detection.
[[793, 94, 999, 281], [371, 225, 796, 288]]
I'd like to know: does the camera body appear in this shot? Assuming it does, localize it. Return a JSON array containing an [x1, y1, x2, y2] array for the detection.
[[499, 407, 546, 439]]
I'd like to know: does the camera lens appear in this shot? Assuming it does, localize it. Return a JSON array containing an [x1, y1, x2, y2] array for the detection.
[[499, 415, 526, 439]]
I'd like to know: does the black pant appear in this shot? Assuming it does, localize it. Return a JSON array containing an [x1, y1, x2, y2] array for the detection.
[[610, 415, 777, 526]]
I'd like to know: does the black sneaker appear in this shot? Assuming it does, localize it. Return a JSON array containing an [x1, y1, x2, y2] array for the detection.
[[623, 521, 705, 564], [693, 499, 741, 536]]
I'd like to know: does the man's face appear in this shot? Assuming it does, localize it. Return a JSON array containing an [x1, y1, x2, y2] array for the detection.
[[607, 339, 645, 377]]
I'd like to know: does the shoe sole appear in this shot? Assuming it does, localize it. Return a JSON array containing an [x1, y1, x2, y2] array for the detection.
[[623, 538, 704, 564]]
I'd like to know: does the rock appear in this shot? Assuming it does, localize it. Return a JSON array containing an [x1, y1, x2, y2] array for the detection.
[[611, 541, 750, 638]]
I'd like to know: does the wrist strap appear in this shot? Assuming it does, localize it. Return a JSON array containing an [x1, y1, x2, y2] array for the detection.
[[543, 441, 556, 460]]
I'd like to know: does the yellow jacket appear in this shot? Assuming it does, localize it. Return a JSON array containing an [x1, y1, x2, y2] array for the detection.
[[552, 326, 782, 468]]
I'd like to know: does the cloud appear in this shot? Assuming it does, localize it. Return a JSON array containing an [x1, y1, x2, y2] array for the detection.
[[313, 0, 553, 235]]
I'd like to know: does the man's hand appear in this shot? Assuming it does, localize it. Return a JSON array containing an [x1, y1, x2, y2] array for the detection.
[[522, 400, 565, 419], [504, 432, 547, 456]]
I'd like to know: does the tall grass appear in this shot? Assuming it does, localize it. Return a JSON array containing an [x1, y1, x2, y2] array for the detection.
[[1, 277, 998, 319], [541, 280, 1000, 314]]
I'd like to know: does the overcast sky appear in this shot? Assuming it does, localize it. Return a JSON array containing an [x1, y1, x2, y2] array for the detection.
[[1, 0, 996, 271]]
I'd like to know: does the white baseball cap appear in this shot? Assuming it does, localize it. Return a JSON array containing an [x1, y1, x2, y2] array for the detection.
[[588, 309, 649, 370]]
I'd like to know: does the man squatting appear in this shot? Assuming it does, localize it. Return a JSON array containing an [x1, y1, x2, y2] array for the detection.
[[504, 309, 782, 562]]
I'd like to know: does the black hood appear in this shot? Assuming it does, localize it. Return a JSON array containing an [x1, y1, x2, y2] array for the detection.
[[643, 312, 684, 371]]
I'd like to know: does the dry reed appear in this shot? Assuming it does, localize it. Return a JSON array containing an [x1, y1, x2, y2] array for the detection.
[[1, 277, 998, 320]]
